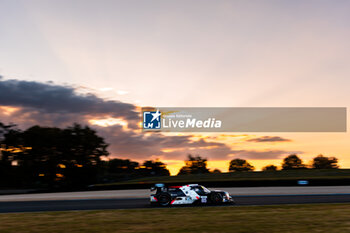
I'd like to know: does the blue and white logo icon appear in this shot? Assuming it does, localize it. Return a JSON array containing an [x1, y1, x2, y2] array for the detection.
[[143, 109, 161, 129]]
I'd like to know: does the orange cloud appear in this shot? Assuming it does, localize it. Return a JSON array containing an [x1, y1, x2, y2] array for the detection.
[[0, 106, 20, 116]]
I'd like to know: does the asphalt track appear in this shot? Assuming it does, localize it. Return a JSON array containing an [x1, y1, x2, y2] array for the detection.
[[2, 194, 350, 213]]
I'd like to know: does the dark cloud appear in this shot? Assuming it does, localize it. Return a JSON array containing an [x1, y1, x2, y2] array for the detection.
[[246, 136, 291, 143], [0, 77, 138, 120], [0, 77, 299, 164]]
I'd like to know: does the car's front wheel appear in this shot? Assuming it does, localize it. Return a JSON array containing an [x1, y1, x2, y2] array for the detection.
[[210, 192, 223, 204], [158, 193, 172, 206]]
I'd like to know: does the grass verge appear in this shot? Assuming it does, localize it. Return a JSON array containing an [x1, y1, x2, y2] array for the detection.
[[0, 203, 350, 233]]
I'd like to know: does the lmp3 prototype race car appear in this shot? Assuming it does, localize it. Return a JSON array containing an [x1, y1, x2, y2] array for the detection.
[[150, 183, 234, 206]]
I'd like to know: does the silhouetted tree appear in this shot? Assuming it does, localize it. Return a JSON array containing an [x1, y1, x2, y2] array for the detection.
[[8, 124, 110, 188], [212, 169, 222, 173], [139, 160, 170, 176], [312, 154, 339, 169], [282, 154, 306, 170], [177, 154, 210, 175], [229, 159, 254, 172], [107, 158, 139, 173], [0, 122, 25, 187], [0, 122, 17, 141], [0, 122, 22, 153], [262, 165, 278, 171], [98, 158, 141, 182]]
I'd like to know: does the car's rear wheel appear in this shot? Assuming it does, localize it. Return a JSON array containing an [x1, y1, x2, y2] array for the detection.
[[158, 193, 172, 206], [210, 192, 223, 204]]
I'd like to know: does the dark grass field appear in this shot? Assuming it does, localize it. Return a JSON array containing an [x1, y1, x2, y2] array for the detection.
[[0, 203, 350, 232]]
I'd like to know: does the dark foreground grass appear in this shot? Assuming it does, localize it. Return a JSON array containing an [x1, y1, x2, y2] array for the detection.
[[1, 204, 350, 233]]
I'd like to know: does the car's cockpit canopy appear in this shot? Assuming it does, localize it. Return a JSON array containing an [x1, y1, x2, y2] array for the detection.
[[191, 185, 211, 195]]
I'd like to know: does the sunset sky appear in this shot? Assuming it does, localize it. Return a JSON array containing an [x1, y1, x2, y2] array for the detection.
[[0, 0, 349, 175]]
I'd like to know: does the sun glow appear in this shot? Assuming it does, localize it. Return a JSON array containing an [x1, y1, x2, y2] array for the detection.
[[0, 106, 20, 116], [161, 148, 178, 153], [89, 118, 128, 127]]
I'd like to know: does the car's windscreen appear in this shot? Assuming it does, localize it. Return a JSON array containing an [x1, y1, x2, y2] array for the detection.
[[192, 186, 210, 195]]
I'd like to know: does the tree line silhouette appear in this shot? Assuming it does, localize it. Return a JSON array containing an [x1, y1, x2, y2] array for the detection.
[[0, 122, 340, 189], [0, 123, 169, 189], [178, 153, 339, 174]]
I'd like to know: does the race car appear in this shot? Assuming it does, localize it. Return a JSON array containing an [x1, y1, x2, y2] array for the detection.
[[150, 183, 234, 206]]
